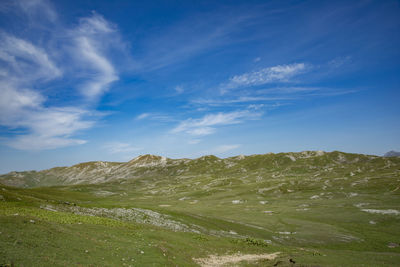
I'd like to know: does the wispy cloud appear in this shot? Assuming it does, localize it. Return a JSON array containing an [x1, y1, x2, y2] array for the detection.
[[0, 33, 92, 150], [2, 104, 94, 150], [136, 113, 150, 120], [192, 96, 290, 106], [103, 142, 142, 154], [0, 8, 126, 150], [135, 9, 264, 71], [222, 63, 308, 93], [16, 0, 57, 22], [0, 33, 62, 82], [171, 110, 261, 136], [136, 112, 175, 122], [71, 13, 119, 99], [192, 86, 326, 108]]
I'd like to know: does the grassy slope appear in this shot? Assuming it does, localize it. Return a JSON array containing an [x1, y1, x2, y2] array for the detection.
[[1, 151, 400, 266]]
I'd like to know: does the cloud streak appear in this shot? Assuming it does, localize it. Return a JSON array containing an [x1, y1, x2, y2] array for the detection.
[[192, 96, 291, 106], [136, 112, 175, 122], [171, 110, 261, 136], [221, 63, 308, 93], [134, 9, 264, 71]]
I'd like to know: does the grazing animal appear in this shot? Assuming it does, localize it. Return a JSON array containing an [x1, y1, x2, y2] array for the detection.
[[289, 258, 296, 264]]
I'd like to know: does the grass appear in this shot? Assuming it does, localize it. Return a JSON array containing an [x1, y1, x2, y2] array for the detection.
[[1, 151, 400, 266]]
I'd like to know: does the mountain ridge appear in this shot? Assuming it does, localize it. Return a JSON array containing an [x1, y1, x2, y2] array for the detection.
[[384, 150, 400, 157], [0, 150, 392, 189]]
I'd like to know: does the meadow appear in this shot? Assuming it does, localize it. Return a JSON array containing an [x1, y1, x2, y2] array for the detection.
[[1, 151, 399, 266]]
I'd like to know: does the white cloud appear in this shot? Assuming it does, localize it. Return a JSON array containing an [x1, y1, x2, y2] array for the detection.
[[77, 14, 115, 35], [171, 110, 261, 136], [19, 107, 94, 139], [71, 14, 119, 98], [0, 11, 126, 150], [0, 33, 62, 82], [103, 142, 141, 154], [222, 63, 308, 93], [0, 32, 93, 150], [76, 37, 118, 98], [0, 96, 94, 150], [0, 83, 44, 120]]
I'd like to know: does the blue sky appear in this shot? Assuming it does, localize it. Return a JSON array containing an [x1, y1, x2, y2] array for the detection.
[[0, 0, 399, 173]]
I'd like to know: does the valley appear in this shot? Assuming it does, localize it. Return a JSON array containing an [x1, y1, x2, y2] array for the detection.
[[0, 151, 399, 266]]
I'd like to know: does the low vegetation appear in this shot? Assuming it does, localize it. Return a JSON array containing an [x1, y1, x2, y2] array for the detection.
[[0, 151, 399, 266]]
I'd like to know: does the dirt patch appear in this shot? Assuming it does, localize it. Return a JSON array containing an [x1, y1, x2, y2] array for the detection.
[[193, 252, 280, 267]]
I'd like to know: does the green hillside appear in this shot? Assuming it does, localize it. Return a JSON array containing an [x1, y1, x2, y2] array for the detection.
[[1, 151, 399, 266]]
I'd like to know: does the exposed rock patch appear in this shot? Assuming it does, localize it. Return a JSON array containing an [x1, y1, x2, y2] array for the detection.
[[193, 252, 280, 267]]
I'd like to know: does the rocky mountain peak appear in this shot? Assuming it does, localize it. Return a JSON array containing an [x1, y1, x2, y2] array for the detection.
[[128, 154, 168, 167]]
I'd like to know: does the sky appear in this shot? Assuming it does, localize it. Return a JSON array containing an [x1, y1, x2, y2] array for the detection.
[[0, 0, 399, 173]]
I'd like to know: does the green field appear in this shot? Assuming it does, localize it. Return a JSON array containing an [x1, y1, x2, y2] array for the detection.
[[1, 151, 399, 266]]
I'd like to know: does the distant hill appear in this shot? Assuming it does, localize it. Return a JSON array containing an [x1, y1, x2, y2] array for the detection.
[[0, 150, 396, 188], [384, 151, 400, 157]]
